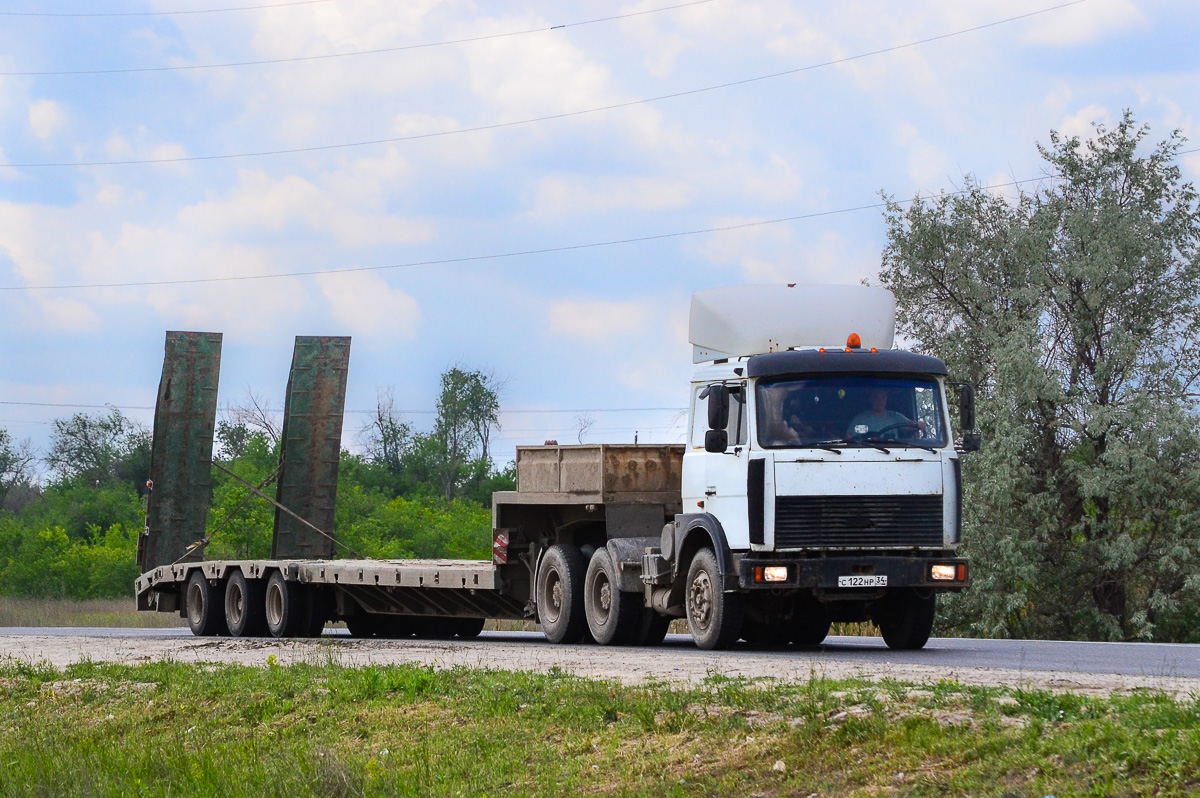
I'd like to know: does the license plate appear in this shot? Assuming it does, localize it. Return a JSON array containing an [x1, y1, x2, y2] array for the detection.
[[837, 575, 887, 588]]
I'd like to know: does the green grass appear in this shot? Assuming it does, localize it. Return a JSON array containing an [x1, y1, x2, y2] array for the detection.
[[0, 597, 186, 628], [0, 661, 1196, 797]]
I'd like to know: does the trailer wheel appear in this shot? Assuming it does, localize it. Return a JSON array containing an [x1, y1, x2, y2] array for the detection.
[[344, 611, 379, 638], [225, 570, 268, 638], [685, 547, 743, 650], [635, 609, 671, 647], [265, 571, 304, 638], [877, 589, 936, 651], [584, 549, 641, 645], [375, 616, 418, 639], [536, 544, 588, 643], [185, 571, 227, 637], [301, 588, 329, 637]]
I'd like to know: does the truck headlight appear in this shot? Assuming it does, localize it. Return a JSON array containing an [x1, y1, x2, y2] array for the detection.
[[762, 566, 788, 582], [930, 564, 957, 581]]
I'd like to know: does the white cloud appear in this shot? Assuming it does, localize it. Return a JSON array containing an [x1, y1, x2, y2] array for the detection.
[[896, 123, 952, 188], [28, 100, 65, 140], [316, 271, 420, 338], [548, 299, 650, 342], [1021, 0, 1144, 45], [529, 175, 691, 218], [177, 169, 433, 247], [1057, 105, 1112, 142]]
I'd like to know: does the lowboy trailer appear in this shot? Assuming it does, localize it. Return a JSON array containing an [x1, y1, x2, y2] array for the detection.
[[136, 284, 977, 650]]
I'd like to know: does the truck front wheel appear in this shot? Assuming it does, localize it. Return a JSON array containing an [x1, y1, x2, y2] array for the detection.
[[877, 589, 936, 650], [536, 544, 588, 643], [584, 549, 641, 645], [685, 548, 743, 650], [185, 571, 227, 637]]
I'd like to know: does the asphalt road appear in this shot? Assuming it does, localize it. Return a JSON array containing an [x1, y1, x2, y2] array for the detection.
[[3, 627, 1196, 680]]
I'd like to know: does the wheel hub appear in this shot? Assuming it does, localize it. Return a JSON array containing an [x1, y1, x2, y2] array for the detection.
[[689, 571, 713, 627]]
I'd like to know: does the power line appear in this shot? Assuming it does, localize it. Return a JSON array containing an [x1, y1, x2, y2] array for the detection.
[[0, 399, 687, 415], [0, 176, 1056, 292], [3, 147, 1192, 294], [0, 0, 333, 17], [2, 0, 719, 76], [4, 0, 1088, 168]]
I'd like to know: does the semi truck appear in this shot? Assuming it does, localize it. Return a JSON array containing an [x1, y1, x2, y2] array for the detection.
[[134, 284, 977, 650]]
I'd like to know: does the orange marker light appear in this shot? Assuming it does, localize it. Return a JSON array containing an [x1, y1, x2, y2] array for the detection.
[[847, 333, 862, 348]]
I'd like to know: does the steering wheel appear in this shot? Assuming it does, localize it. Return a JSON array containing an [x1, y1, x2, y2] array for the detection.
[[870, 421, 926, 440]]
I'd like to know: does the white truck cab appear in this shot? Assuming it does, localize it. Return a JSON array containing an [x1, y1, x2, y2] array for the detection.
[[647, 284, 976, 650]]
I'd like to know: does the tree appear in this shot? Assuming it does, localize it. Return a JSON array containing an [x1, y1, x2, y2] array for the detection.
[[400, 366, 503, 500], [0, 429, 37, 513], [45, 408, 151, 492], [878, 111, 1200, 642], [359, 388, 413, 475]]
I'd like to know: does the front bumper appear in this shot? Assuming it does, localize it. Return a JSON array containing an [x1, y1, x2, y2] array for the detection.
[[735, 555, 969, 591]]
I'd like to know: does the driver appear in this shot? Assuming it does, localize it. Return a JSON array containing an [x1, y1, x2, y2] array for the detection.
[[845, 388, 925, 438]]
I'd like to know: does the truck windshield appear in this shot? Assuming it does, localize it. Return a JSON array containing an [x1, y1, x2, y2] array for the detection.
[[756, 376, 947, 449]]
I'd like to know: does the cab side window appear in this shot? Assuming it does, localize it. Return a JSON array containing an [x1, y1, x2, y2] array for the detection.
[[690, 382, 747, 447]]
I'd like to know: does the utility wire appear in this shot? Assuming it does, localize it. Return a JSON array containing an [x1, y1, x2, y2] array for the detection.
[[2, 149, 1191, 294], [2, 0, 719, 76], [4, 0, 1088, 167], [0, 399, 687, 414], [0, 0, 333, 17], [0, 176, 1057, 292]]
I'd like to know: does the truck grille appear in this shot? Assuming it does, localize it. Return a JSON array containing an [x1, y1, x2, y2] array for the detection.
[[774, 495, 943, 549]]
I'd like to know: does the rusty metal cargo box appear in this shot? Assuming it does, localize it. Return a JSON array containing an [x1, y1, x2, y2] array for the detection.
[[512, 444, 683, 504]]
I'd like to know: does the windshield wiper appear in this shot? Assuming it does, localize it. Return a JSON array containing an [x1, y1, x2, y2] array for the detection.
[[851, 438, 892, 454], [887, 441, 938, 454], [797, 439, 844, 455]]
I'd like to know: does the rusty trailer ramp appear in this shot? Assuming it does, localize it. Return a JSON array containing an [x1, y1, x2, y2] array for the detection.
[[271, 336, 351, 560], [138, 331, 223, 571]]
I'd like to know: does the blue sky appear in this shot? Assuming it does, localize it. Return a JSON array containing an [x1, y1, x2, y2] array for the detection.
[[2, 0, 1198, 470]]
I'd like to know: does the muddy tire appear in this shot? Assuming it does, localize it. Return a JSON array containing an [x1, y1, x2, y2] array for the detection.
[[791, 612, 832, 646], [635, 609, 671, 647], [878, 590, 936, 651], [265, 571, 305, 638], [536, 544, 588, 644], [301, 588, 329, 637], [185, 570, 227, 637], [225, 570, 267, 638], [685, 548, 743, 650], [584, 549, 641, 645]]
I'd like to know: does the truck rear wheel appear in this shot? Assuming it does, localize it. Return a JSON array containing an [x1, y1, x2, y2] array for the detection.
[[791, 612, 832, 646], [685, 548, 743, 650], [635, 609, 671, 647], [185, 571, 227, 637], [584, 549, 641, 645], [536, 544, 588, 643], [877, 589, 936, 650], [225, 570, 268, 637], [301, 588, 329, 637], [265, 571, 304, 638]]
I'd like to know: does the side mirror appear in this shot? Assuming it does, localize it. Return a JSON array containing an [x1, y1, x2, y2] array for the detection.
[[706, 384, 730, 430], [960, 432, 982, 453], [704, 429, 729, 453], [959, 384, 976, 430]]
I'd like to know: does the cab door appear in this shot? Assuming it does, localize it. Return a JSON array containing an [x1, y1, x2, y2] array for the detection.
[[688, 381, 750, 549]]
